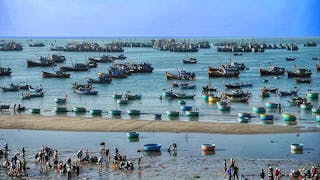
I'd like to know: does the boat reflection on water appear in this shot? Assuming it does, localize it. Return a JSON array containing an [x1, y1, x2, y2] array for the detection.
[[284, 121, 298, 126], [127, 137, 139, 142], [202, 150, 215, 156], [167, 116, 180, 121], [291, 149, 303, 154], [188, 116, 199, 121], [261, 120, 274, 125], [144, 151, 162, 156]]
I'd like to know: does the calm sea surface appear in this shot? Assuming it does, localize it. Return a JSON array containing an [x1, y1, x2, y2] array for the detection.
[[0, 37, 320, 128], [0, 129, 319, 179]]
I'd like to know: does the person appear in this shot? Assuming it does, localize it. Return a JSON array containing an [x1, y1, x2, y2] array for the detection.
[[260, 169, 265, 180], [114, 146, 119, 154], [105, 148, 110, 162], [167, 143, 177, 152], [138, 156, 142, 169], [98, 156, 104, 168], [13, 104, 16, 110], [66, 163, 72, 180], [224, 159, 227, 173], [233, 164, 239, 180], [311, 166, 318, 178], [267, 166, 274, 180], [77, 149, 83, 161], [76, 162, 80, 176], [274, 167, 280, 180], [22, 147, 25, 156], [278, 103, 282, 113]]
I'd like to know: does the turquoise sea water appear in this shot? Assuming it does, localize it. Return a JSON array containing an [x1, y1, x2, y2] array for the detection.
[[0, 37, 320, 127], [0, 130, 319, 179]]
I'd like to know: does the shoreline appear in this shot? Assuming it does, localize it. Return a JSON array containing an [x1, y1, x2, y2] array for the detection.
[[0, 115, 319, 134]]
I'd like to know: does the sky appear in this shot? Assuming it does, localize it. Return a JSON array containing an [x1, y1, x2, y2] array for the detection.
[[0, 0, 319, 37]]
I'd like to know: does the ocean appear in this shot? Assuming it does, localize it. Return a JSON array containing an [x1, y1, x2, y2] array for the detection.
[[0, 37, 320, 128]]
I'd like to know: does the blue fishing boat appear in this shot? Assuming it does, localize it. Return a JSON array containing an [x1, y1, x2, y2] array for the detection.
[[265, 102, 278, 109], [238, 112, 251, 119], [73, 107, 86, 113], [127, 132, 139, 138], [154, 114, 162, 120], [73, 87, 98, 95], [259, 114, 274, 121], [144, 144, 161, 151], [282, 113, 297, 121], [180, 105, 192, 111], [55, 97, 67, 104]]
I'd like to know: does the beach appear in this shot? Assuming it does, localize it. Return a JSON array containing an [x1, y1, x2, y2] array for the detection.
[[0, 114, 317, 134]]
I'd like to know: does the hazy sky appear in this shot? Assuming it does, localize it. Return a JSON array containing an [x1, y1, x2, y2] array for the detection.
[[0, 0, 319, 37]]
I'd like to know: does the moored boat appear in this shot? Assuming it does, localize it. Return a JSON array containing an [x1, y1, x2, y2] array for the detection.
[[238, 112, 251, 119], [300, 102, 312, 110], [208, 66, 240, 77], [1, 84, 19, 92], [295, 78, 311, 83], [285, 57, 296, 61], [127, 132, 139, 138], [0, 67, 12, 76], [60, 63, 90, 72], [182, 57, 197, 64], [316, 64, 320, 71], [287, 68, 312, 78], [112, 93, 122, 99], [185, 110, 199, 116], [265, 102, 278, 109], [282, 113, 297, 121], [127, 109, 140, 115], [311, 108, 320, 114], [26, 59, 54, 67], [54, 107, 68, 113], [30, 108, 40, 114], [55, 97, 67, 104], [259, 114, 274, 121], [73, 87, 98, 95], [259, 66, 285, 76], [117, 99, 128, 105], [208, 95, 221, 103], [180, 105, 192, 111], [166, 111, 179, 116], [42, 71, 70, 78], [109, 110, 121, 116], [306, 92, 318, 99], [90, 109, 102, 115], [73, 106, 86, 113], [144, 144, 161, 151], [253, 106, 266, 114], [201, 144, 215, 151], [290, 143, 303, 151]]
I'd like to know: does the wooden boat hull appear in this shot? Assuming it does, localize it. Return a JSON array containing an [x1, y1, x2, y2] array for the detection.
[[55, 98, 67, 104], [59, 66, 90, 72], [54, 107, 68, 113], [109, 110, 121, 116], [208, 69, 240, 78], [287, 71, 312, 78], [201, 144, 215, 151], [73, 107, 86, 113], [27, 60, 54, 67], [90, 109, 102, 115], [42, 71, 70, 78], [185, 111, 199, 116], [73, 88, 98, 95], [259, 68, 285, 76], [0, 68, 12, 76]]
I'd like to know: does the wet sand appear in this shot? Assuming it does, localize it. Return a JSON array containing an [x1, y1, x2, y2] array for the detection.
[[0, 115, 317, 134]]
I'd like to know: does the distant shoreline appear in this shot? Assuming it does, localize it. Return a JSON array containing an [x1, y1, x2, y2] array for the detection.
[[0, 115, 318, 134]]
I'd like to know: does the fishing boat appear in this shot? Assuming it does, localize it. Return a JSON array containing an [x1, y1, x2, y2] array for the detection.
[[185, 110, 199, 116], [0, 67, 12, 76], [144, 144, 161, 151], [222, 61, 246, 71], [287, 68, 312, 78], [238, 117, 249, 123], [55, 96, 67, 104], [42, 71, 70, 78], [178, 100, 186, 105], [182, 57, 197, 64], [87, 73, 112, 84], [108, 68, 129, 78], [127, 132, 139, 138], [311, 108, 320, 114], [54, 107, 68, 113], [59, 63, 90, 72], [30, 108, 40, 114], [28, 85, 43, 93], [278, 87, 299, 96], [201, 144, 215, 151], [14, 106, 26, 112], [217, 101, 231, 111], [260, 91, 270, 98], [295, 78, 311, 83], [0, 104, 10, 110], [222, 90, 250, 98], [73, 87, 98, 95], [125, 93, 142, 100], [165, 70, 195, 80], [259, 114, 274, 121], [224, 82, 241, 89], [90, 109, 102, 115], [282, 113, 297, 121], [290, 143, 303, 151], [202, 85, 217, 93], [208, 66, 240, 77], [260, 86, 278, 93], [253, 106, 266, 114], [306, 92, 319, 99], [226, 96, 249, 103], [26, 58, 54, 67], [172, 92, 195, 99], [179, 83, 196, 90], [109, 110, 121, 116], [50, 54, 66, 63], [265, 102, 278, 109], [238, 112, 251, 119], [117, 99, 128, 105], [166, 111, 179, 116], [312, 57, 320, 60], [259, 66, 285, 76], [285, 57, 296, 61], [73, 106, 86, 113], [300, 102, 312, 110], [1, 84, 19, 92], [112, 93, 122, 99], [127, 109, 140, 115], [180, 105, 192, 111]]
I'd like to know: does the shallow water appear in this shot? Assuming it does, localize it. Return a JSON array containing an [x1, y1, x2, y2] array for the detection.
[[0, 37, 320, 129], [0, 129, 319, 179]]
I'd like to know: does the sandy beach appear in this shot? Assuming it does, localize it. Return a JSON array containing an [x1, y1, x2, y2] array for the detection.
[[0, 114, 318, 134]]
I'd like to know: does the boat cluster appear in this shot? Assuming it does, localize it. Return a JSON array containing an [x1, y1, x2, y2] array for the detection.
[[50, 42, 124, 52], [215, 42, 299, 52], [152, 39, 210, 52], [0, 41, 23, 51]]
